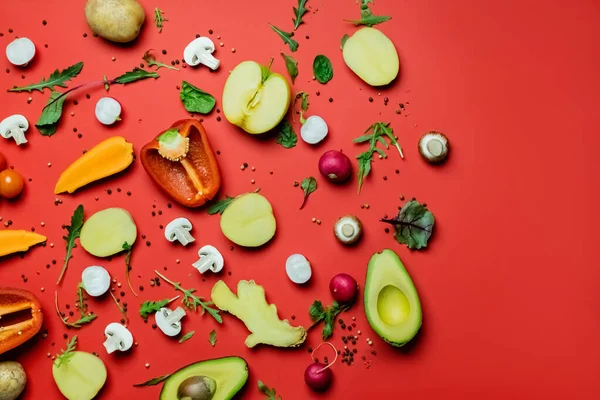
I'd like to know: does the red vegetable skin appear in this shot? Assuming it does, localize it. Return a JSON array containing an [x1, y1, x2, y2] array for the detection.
[[329, 273, 359, 303], [318, 150, 352, 183], [304, 362, 333, 391], [0, 169, 24, 199], [0, 152, 6, 171]]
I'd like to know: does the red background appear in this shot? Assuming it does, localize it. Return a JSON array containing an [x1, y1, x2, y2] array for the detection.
[[1, 0, 599, 399]]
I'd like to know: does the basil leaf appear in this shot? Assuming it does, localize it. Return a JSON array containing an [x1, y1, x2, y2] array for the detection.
[[381, 200, 435, 250], [275, 120, 297, 149], [299, 177, 317, 209], [280, 52, 298, 84], [180, 81, 216, 114], [313, 55, 333, 84], [36, 91, 67, 136]]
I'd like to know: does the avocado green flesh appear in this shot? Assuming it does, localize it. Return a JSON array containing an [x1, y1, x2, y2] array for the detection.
[[364, 249, 422, 346], [160, 357, 248, 400]]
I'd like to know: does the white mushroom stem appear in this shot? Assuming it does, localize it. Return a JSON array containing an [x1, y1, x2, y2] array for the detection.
[[6, 126, 27, 145], [173, 227, 194, 246], [192, 255, 217, 274], [193, 52, 219, 70], [192, 245, 224, 274], [103, 334, 122, 354], [0, 115, 29, 146], [164, 307, 186, 326]]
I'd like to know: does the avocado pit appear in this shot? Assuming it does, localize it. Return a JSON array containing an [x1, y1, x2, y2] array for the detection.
[[177, 376, 216, 400]]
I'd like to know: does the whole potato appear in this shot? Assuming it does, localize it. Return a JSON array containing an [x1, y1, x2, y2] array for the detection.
[[0, 361, 26, 400], [85, 0, 145, 43]]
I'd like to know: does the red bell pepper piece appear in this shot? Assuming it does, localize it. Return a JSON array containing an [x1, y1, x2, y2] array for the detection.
[[140, 119, 221, 208], [0, 288, 44, 355]]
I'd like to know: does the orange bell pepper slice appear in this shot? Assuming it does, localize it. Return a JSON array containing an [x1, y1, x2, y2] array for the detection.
[[0, 288, 44, 355], [140, 119, 221, 208]]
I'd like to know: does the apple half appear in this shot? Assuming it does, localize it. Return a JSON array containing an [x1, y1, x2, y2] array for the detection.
[[222, 60, 291, 134]]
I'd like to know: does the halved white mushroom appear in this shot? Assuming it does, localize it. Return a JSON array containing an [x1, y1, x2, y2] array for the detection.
[[103, 323, 133, 354], [81, 266, 111, 297], [165, 218, 195, 246], [0, 115, 29, 145], [334, 215, 363, 245], [183, 37, 220, 70], [192, 245, 224, 274], [418, 131, 449, 164], [285, 254, 312, 284], [155, 307, 186, 337], [6, 38, 36, 66]]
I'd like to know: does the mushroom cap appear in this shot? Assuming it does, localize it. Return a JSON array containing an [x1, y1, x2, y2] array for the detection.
[[164, 217, 193, 241], [334, 215, 363, 245], [81, 265, 111, 297], [184, 37, 216, 66], [197, 245, 224, 272], [155, 308, 183, 336], [418, 131, 449, 164], [104, 322, 134, 351], [6, 37, 36, 66], [0, 114, 29, 138]]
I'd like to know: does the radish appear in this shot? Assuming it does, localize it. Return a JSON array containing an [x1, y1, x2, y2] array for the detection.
[[305, 342, 337, 392], [95, 97, 122, 125], [329, 273, 358, 303], [318, 150, 352, 183], [6, 38, 36, 66]]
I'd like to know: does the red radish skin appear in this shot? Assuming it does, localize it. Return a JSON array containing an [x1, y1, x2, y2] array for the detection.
[[329, 273, 359, 303], [304, 362, 333, 391], [318, 150, 352, 183]]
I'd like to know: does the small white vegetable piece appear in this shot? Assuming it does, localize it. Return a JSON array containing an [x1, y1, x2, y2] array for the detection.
[[103, 323, 134, 354], [164, 217, 195, 246], [300, 115, 328, 144], [334, 215, 363, 245], [418, 131, 449, 164], [285, 254, 312, 284], [0, 115, 29, 146], [192, 245, 224, 274], [81, 266, 111, 297], [183, 37, 220, 70], [5, 37, 35, 66], [95, 97, 122, 125], [155, 307, 186, 337]]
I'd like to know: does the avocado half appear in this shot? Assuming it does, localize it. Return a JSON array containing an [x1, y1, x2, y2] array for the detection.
[[364, 249, 422, 346], [160, 356, 248, 400]]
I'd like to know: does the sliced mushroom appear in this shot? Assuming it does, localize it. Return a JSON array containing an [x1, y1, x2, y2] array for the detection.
[[5, 38, 36, 66], [0, 115, 29, 145], [103, 323, 133, 354], [155, 307, 186, 337], [418, 131, 449, 164], [183, 37, 220, 70], [334, 215, 363, 245], [192, 245, 224, 274], [165, 218, 195, 246]]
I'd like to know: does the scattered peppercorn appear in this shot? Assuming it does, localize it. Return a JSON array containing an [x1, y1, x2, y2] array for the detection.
[[329, 97, 333, 102], [146, 241, 151, 246], [162, 49, 167, 55], [107, 189, 112, 195]]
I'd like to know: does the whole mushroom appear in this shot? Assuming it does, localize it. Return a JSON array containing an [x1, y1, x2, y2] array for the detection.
[[183, 37, 220, 70], [0, 115, 29, 146], [103, 323, 134, 354], [333, 215, 363, 245]]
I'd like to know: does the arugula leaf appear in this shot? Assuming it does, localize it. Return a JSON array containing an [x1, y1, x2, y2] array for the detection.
[[299, 177, 317, 209], [381, 200, 435, 249], [154, 8, 168, 33], [57, 205, 84, 284], [55, 290, 97, 329], [143, 50, 178, 71], [209, 329, 217, 346], [8, 62, 83, 93], [356, 151, 372, 194], [110, 291, 128, 325], [275, 120, 297, 149], [345, 0, 391, 27], [133, 374, 172, 387], [207, 195, 235, 215], [122, 242, 137, 297], [313, 55, 333, 84], [296, 92, 309, 111], [179, 331, 195, 344], [76, 282, 86, 315], [293, 0, 309, 30], [341, 34, 350, 50], [154, 270, 222, 323], [269, 24, 299, 52], [54, 336, 78, 368], [113, 68, 159, 85], [139, 299, 171, 319], [36, 91, 68, 136], [180, 81, 216, 114], [258, 380, 281, 400], [280, 52, 298, 84]]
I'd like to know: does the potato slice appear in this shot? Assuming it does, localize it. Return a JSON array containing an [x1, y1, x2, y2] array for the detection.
[[52, 351, 107, 400], [80, 208, 137, 257], [343, 27, 399, 86], [220, 193, 276, 247]]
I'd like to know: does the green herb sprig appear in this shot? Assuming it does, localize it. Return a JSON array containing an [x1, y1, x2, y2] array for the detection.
[[180, 81, 216, 114], [8, 62, 84, 93], [122, 242, 137, 297], [54, 336, 78, 368], [292, 0, 309, 30], [345, 0, 391, 27], [269, 24, 299, 52], [139, 296, 180, 319], [154, 270, 222, 323], [133, 374, 172, 387], [209, 329, 217, 346], [299, 177, 317, 209], [275, 120, 298, 149], [258, 380, 282, 400], [154, 8, 168, 32], [143, 50, 178, 71], [57, 205, 84, 284], [207, 188, 261, 215], [179, 331, 195, 344], [55, 290, 97, 329], [309, 300, 350, 339], [281, 52, 298, 84], [110, 291, 129, 325]]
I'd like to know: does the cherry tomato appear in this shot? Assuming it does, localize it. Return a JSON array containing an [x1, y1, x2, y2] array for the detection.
[[0, 169, 24, 199], [0, 152, 6, 171]]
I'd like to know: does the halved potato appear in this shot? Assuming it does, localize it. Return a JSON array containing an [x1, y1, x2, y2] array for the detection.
[[220, 193, 276, 247], [80, 208, 137, 257], [343, 27, 399, 86]]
